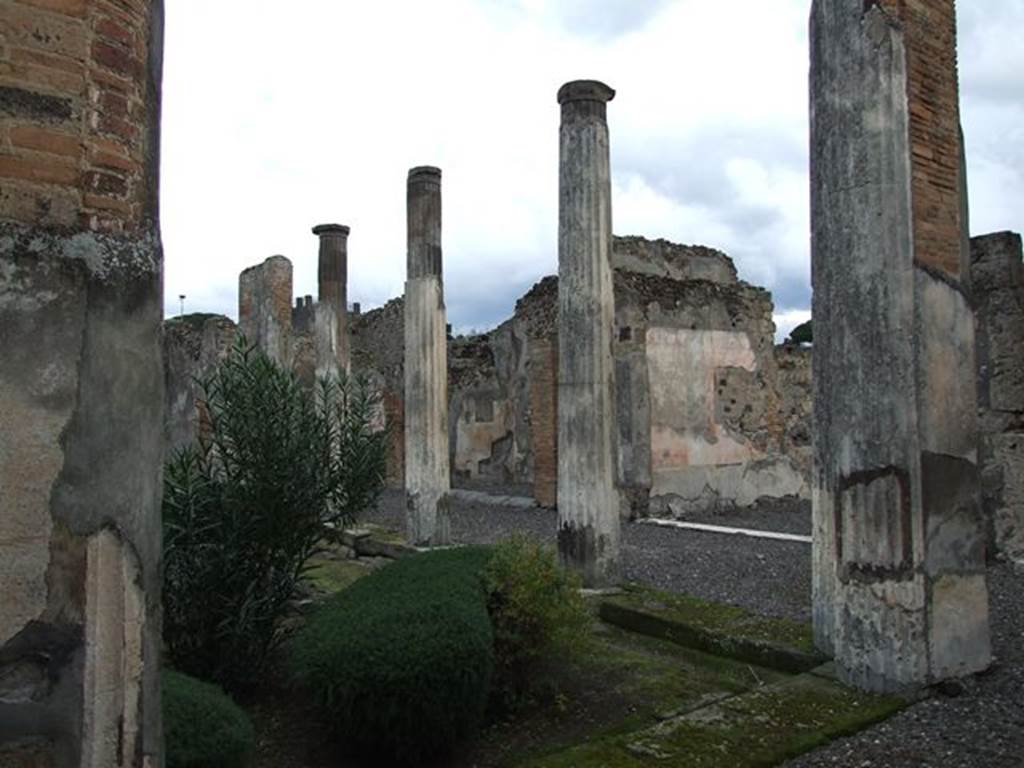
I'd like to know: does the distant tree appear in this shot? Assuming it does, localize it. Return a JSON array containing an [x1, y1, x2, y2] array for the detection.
[[788, 320, 812, 345]]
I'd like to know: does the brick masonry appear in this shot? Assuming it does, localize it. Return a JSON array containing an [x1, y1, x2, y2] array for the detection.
[[0, 0, 157, 232], [876, 0, 963, 277]]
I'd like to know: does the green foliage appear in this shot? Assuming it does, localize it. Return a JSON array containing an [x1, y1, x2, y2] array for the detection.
[[162, 338, 387, 691], [787, 319, 813, 345], [163, 669, 254, 768], [291, 548, 495, 765], [483, 536, 590, 709]]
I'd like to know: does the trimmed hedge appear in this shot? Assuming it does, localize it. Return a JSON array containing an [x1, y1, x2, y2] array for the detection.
[[291, 547, 495, 765], [163, 669, 254, 768]]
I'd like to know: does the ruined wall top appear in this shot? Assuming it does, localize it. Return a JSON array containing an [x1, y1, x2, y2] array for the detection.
[[971, 231, 1023, 293], [612, 236, 738, 285]]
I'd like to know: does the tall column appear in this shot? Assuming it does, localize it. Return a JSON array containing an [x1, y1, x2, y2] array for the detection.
[[0, 1, 165, 765], [810, 0, 990, 692], [556, 80, 620, 586], [313, 223, 350, 375], [404, 166, 450, 545]]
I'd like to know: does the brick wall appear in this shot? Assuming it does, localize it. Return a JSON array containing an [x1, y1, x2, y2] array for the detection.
[[529, 336, 558, 508], [877, 0, 963, 277], [0, 0, 157, 232]]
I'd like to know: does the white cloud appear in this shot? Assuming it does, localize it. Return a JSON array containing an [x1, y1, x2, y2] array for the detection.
[[773, 309, 811, 344], [161, 1, 1024, 333]]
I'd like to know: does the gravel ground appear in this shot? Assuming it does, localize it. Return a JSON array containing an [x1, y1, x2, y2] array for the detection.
[[681, 497, 813, 536], [784, 561, 1024, 768], [365, 489, 1023, 767], [366, 489, 812, 622]]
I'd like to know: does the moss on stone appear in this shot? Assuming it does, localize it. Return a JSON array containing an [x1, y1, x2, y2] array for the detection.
[[600, 583, 823, 673], [522, 670, 905, 768]]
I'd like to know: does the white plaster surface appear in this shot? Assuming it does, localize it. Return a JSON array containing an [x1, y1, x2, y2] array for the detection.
[[646, 327, 806, 506]]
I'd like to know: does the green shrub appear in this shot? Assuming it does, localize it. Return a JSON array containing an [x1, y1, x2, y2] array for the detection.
[[483, 536, 590, 709], [163, 669, 254, 768], [291, 548, 494, 765], [162, 339, 387, 691]]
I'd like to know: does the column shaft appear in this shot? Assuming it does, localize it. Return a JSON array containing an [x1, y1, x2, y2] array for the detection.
[[404, 167, 450, 545], [556, 80, 621, 586]]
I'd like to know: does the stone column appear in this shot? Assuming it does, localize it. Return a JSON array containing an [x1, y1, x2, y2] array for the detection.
[[238, 255, 293, 365], [404, 166, 450, 545], [313, 223, 350, 375], [555, 80, 620, 586], [810, 0, 990, 692], [0, 2, 165, 765]]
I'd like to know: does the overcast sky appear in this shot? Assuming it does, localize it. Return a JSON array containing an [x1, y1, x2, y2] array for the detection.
[[160, 1, 1024, 340]]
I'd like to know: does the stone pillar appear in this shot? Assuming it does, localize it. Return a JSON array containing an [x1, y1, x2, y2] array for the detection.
[[810, 0, 991, 692], [238, 255, 293, 365], [404, 166, 450, 545], [971, 231, 1024, 563], [313, 223, 350, 375], [0, 2, 165, 765], [555, 80, 620, 586]]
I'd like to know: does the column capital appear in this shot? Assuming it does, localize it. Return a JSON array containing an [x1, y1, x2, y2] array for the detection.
[[312, 223, 350, 236], [408, 166, 441, 184], [557, 80, 615, 106]]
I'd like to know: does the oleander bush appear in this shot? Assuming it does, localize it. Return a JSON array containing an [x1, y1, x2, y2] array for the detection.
[[483, 536, 590, 710], [163, 669, 254, 768], [291, 548, 495, 765], [162, 338, 387, 692]]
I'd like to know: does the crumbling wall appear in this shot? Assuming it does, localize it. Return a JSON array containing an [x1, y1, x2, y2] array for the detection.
[[0, 1, 165, 764], [614, 270, 808, 517], [348, 236, 811, 515], [448, 318, 532, 489], [351, 298, 405, 486], [612, 237, 737, 285], [972, 231, 1024, 561], [773, 343, 813, 479], [163, 313, 238, 453]]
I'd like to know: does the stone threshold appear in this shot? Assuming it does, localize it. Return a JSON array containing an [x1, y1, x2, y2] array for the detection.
[[449, 488, 538, 509], [599, 584, 826, 675], [638, 517, 812, 544]]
